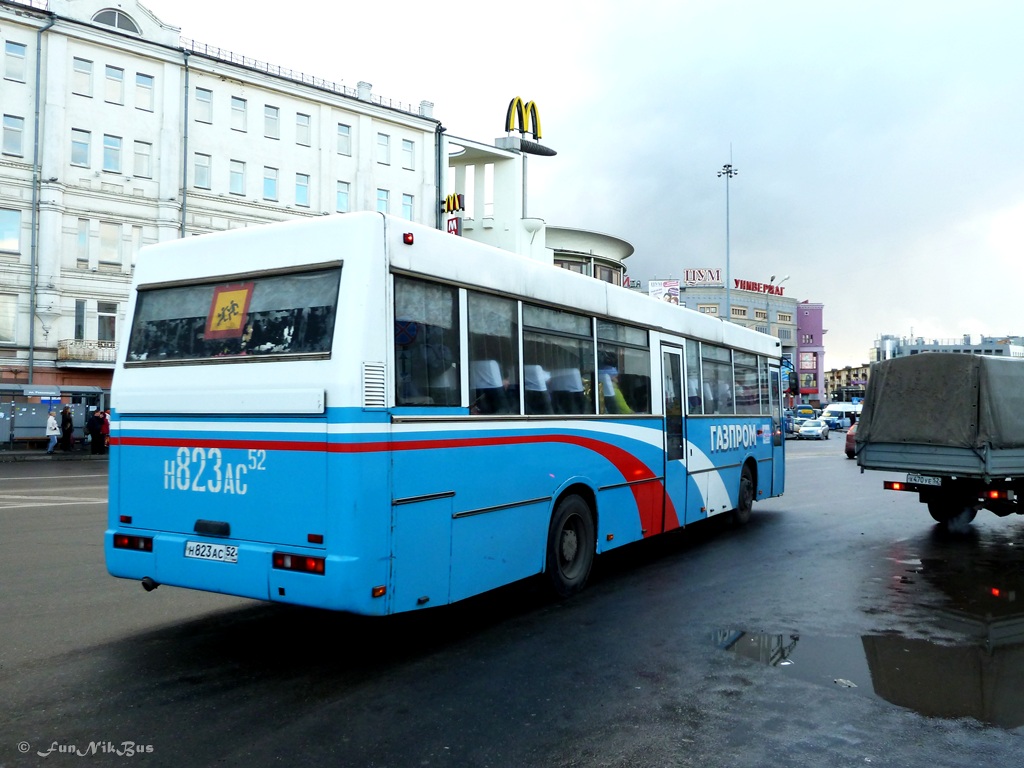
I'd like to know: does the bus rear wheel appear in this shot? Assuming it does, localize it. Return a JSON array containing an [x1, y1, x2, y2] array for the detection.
[[546, 494, 595, 598], [731, 465, 755, 525]]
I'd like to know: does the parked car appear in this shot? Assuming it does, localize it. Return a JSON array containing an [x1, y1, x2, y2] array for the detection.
[[798, 419, 830, 440], [845, 422, 857, 459]]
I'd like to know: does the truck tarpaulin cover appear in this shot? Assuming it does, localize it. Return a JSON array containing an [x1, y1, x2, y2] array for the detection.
[[857, 354, 1024, 450]]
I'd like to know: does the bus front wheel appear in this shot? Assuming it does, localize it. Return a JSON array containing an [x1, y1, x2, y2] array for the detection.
[[546, 494, 596, 598]]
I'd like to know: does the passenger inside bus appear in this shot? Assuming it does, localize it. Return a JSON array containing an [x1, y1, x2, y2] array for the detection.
[[524, 365, 553, 414], [550, 368, 588, 414], [470, 359, 511, 414]]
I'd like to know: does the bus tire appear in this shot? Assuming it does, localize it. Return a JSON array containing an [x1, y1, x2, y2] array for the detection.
[[732, 465, 755, 526], [546, 494, 595, 598]]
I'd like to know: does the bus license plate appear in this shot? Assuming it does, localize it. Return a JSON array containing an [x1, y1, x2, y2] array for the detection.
[[184, 541, 238, 563], [906, 473, 942, 487]]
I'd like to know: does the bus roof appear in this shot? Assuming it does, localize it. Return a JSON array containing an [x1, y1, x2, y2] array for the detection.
[[133, 212, 781, 359]]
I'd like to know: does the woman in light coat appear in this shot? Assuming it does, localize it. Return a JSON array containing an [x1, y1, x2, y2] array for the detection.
[[45, 410, 60, 454]]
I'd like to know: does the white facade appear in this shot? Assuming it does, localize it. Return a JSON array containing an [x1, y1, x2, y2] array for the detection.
[[871, 334, 1024, 361], [0, 0, 439, 391]]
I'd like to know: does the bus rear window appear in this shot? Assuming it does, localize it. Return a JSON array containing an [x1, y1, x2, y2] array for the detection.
[[126, 267, 340, 363]]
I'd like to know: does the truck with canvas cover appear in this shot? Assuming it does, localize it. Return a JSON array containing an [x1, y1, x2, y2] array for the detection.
[[855, 353, 1024, 528]]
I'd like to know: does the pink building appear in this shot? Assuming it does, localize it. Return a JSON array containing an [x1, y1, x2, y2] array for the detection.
[[795, 301, 825, 407]]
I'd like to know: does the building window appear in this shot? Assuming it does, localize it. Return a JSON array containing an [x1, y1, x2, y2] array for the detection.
[[377, 133, 390, 165], [401, 193, 414, 220], [229, 160, 245, 195], [0, 293, 15, 343], [295, 173, 310, 207], [337, 123, 351, 155], [195, 88, 212, 123], [76, 218, 89, 267], [263, 167, 278, 200], [754, 309, 768, 321], [133, 141, 152, 178], [231, 97, 247, 131], [135, 73, 154, 111], [72, 58, 93, 96], [93, 10, 141, 34], [376, 189, 389, 213], [194, 153, 211, 189], [99, 222, 120, 264], [801, 334, 814, 344], [73, 127, 94, 167], [2, 115, 24, 156], [697, 305, 718, 315], [264, 105, 279, 139], [104, 65, 124, 105], [0, 208, 20, 252], [296, 113, 311, 146], [130, 225, 142, 267], [336, 181, 349, 213], [595, 265, 616, 284], [778, 312, 792, 323], [102, 135, 122, 172], [4, 41, 26, 83], [731, 306, 747, 318], [555, 260, 587, 275], [778, 329, 792, 341], [402, 139, 415, 170], [74, 299, 86, 340], [98, 301, 118, 342]]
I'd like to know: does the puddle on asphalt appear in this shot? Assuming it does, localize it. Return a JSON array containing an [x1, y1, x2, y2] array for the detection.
[[717, 519, 1024, 727], [715, 629, 1024, 728]]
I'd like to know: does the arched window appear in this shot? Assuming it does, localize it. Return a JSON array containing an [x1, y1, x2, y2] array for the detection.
[[93, 9, 141, 34]]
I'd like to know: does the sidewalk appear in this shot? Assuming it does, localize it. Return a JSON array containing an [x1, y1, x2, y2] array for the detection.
[[0, 447, 108, 462]]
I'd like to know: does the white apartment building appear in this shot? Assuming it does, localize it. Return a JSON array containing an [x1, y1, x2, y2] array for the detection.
[[1, 0, 440, 398]]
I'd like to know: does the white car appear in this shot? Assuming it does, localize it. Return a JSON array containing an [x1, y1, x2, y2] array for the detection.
[[798, 419, 830, 440]]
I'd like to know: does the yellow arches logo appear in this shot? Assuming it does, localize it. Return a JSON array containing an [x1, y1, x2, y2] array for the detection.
[[442, 193, 465, 214], [505, 97, 542, 140]]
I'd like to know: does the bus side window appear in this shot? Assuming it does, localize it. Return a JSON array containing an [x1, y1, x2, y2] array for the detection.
[[468, 292, 519, 415], [394, 277, 460, 407]]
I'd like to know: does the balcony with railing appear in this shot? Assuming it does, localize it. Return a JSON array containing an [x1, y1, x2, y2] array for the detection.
[[57, 340, 117, 366]]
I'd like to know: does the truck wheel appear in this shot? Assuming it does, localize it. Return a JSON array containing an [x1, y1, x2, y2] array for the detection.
[[546, 494, 595, 598], [927, 500, 977, 530]]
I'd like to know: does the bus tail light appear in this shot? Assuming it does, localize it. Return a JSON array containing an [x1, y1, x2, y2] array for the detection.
[[113, 534, 153, 552], [272, 552, 325, 575], [884, 481, 905, 491]]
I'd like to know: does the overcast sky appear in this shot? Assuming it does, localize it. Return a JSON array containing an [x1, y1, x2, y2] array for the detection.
[[140, 0, 1024, 368]]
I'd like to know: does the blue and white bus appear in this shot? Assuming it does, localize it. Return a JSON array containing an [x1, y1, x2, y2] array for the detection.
[[106, 212, 785, 614]]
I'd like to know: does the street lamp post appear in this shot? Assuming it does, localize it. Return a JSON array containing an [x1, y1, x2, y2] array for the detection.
[[718, 161, 738, 321]]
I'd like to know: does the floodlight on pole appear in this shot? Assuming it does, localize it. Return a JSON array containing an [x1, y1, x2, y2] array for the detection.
[[717, 159, 738, 321]]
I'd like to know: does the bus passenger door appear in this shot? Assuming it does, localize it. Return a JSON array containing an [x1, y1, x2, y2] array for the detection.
[[769, 362, 785, 495], [661, 347, 687, 531]]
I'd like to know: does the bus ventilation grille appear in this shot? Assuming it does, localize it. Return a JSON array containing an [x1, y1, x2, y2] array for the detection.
[[362, 362, 387, 408]]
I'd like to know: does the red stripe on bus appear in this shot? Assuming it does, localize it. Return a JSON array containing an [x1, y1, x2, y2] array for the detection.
[[111, 432, 679, 532]]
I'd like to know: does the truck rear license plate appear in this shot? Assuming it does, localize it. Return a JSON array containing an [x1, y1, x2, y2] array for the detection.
[[906, 473, 942, 487], [184, 541, 238, 563]]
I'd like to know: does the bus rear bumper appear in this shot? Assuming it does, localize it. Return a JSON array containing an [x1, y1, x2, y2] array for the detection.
[[104, 530, 382, 614]]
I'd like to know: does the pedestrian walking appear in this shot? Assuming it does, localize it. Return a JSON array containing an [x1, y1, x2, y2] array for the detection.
[[60, 406, 74, 451], [87, 408, 104, 455], [101, 409, 111, 454], [45, 410, 60, 454]]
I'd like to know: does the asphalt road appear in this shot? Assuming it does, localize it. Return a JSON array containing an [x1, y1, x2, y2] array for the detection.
[[2, 438, 1023, 767]]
